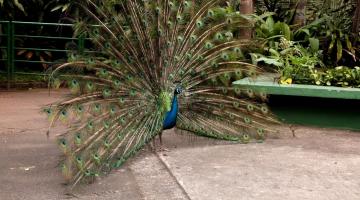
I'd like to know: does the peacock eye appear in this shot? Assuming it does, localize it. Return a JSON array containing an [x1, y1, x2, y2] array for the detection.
[[208, 9, 214, 17]]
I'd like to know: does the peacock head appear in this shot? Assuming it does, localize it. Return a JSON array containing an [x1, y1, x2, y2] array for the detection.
[[174, 84, 183, 95]]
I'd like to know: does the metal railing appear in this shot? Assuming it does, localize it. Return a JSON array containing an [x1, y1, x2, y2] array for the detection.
[[0, 20, 88, 89]]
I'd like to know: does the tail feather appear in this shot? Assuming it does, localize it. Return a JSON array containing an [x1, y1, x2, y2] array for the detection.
[[45, 0, 279, 186]]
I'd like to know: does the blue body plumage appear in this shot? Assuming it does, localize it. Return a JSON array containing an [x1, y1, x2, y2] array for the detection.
[[163, 95, 178, 130], [163, 86, 182, 130]]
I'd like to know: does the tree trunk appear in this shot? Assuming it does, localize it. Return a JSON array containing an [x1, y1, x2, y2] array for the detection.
[[352, 0, 360, 33], [293, 0, 307, 26], [239, 0, 254, 39]]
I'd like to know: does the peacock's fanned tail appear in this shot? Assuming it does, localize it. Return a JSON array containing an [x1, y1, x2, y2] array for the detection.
[[45, 0, 278, 186]]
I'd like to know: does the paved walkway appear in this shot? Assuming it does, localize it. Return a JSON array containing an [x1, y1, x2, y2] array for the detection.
[[0, 89, 360, 200]]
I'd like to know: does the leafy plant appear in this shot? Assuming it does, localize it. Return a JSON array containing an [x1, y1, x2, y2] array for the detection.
[[254, 0, 298, 24], [298, 66, 360, 87], [254, 15, 292, 42], [254, 13, 326, 47], [304, 0, 358, 65], [251, 36, 360, 88], [256, 10, 359, 67], [251, 37, 324, 83]]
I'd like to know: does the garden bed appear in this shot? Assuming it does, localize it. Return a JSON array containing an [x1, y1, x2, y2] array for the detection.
[[233, 73, 360, 99], [233, 74, 360, 130]]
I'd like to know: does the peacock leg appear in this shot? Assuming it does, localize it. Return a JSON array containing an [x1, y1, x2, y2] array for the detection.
[[149, 138, 156, 152], [158, 131, 169, 152], [159, 131, 163, 145]]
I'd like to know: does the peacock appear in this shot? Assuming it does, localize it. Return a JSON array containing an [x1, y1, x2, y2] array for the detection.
[[45, 0, 278, 186]]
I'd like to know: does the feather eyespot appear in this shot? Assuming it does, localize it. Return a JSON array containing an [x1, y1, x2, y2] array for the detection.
[[176, 15, 182, 22], [261, 106, 269, 114], [208, 9, 214, 17], [247, 104, 254, 112], [196, 20, 204, 28]]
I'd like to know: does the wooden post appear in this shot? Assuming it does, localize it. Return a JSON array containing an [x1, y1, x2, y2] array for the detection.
[[352, 0, 360, 34], [293, 0, 307, 26], [239, 0, 254, 39]]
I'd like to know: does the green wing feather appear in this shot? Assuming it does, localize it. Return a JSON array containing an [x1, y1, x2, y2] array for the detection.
[[45, 0, 278, 186]]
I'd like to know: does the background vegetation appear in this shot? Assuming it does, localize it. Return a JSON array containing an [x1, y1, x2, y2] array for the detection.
[[0, 0, 359, 87], [252, 0, 359, 87]]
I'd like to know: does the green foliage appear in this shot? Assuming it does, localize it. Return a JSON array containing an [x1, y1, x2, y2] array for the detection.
[[306, 0, 357, 23], [320, 66, 360, 87], [253, 1, 360, 88], [293, 66, 360, 87], [294, 13, 358, 66], [254, 0, 298, 23], [254, 13, 325, 49], [251, 37, 324, 82], [254, 15, 292, 46], [252, 36, 360, 88], [296, 1, 358, 65], [320, 16, 358, 65]]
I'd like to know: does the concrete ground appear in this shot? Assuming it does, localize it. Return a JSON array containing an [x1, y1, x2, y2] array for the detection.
[[0, 89, 360, 200]]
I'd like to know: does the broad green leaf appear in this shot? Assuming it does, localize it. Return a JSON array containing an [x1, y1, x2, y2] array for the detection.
[[266, 35, 284, 41], [256, 57, 283, 67], [249, 53, 259, 65], [301, 28, 310, 36], [251, 12, 275, 24], [269, 48, 280, 57], [294, 16, 327, 37], [337, 40, 343, 62], [265, 16, 275, 33], [280, 48, 293, 56], [345, 35, 355, 54], [294, 28, 309, 38], [274, 22, 291, 40], [309, 38, 319, 52], [303, 16, 328, 29], [328, 35, 336, 53]]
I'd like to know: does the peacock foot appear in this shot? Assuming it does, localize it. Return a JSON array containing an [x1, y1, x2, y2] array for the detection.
[[149, 139, 169, 152], [157, 146, 169, 152]]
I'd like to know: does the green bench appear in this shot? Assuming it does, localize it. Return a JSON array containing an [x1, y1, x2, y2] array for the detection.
[[233, 74, 360, 131]]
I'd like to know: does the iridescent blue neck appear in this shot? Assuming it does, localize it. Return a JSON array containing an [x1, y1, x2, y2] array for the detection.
[[162, 94, 179, 130]]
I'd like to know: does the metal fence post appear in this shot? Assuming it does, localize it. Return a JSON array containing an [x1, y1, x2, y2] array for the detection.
[[6, 21, 11, 89], [0, 21, 96, 89], [6, 20, 15, 89], [10, 20, 15, 86]]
